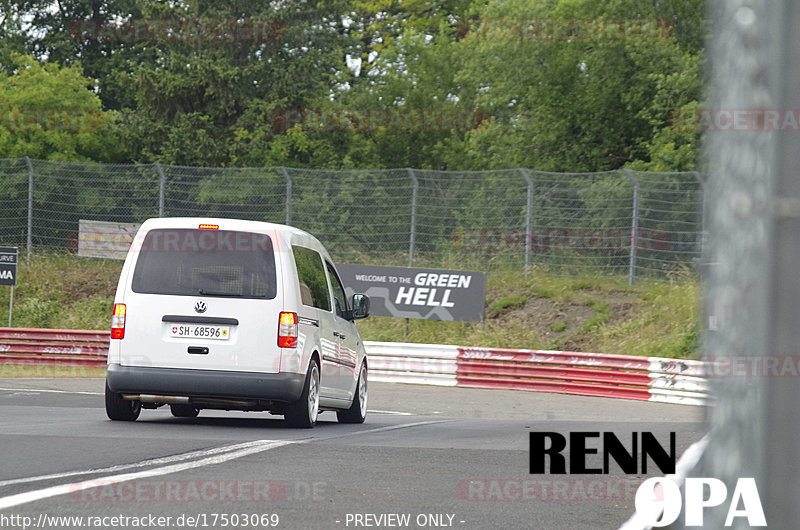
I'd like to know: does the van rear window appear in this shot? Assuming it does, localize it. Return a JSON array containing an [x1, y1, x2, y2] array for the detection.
[[131, 229, 277, 299]]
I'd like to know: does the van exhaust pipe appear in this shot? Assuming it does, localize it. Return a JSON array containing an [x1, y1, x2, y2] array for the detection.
[[123, 394, 190, 404], [121, 394, 264, 409]]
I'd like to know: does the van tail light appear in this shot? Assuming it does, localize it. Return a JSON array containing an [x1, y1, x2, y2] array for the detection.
[[111, 303, 126, 339], [278, 312, 298, 348]]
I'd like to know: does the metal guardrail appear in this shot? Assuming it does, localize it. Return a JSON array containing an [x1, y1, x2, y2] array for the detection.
[[0, 328, 710, 405], [365, 342, 710, 406], [0, 327, 109, 367]]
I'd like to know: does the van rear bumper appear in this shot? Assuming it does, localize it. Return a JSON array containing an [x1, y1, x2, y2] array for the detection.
[[106, 364, 305, 403]]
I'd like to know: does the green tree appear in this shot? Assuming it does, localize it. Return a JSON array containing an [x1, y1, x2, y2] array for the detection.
[[1, 0, 357, 166], [0, 0, 706, 171], [439, 0, 705, 172], [0, 54, 122, 161], [115, 1, 354, 166], [0, 0, 150, 111]]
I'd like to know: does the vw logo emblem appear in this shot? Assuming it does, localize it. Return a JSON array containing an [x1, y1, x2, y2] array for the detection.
[[194, 300, 207, 314]]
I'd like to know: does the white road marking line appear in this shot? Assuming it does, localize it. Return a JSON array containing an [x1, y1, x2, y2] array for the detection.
[[1, 419, 446, 491], [0, 439, 280, 488], [357, 419, 450, 433], [312, 420, 451, 443], [0, 387, 102, 396], [0, 407, 446, 509], [0, 439, 294, 511], [367, 409, 412, 415]]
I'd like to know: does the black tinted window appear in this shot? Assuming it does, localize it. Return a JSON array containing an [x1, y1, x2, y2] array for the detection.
[[131, 229, 276, 299], [292, 246, 331, 310], [326, 262, 349, 319]]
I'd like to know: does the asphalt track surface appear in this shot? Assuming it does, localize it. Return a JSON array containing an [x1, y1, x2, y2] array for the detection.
[[0, 378, 705, 530]]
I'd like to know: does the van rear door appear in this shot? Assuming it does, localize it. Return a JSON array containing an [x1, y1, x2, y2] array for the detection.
[[119, 227, 283, 373]]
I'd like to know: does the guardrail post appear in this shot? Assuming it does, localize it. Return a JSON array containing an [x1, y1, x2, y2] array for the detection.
[[519, 168, 534, 273], [407, 168, 418, 267], [155, 163, 166, 217], [24, 156, 33, 265], [623, 169, 640, 285], [282, 167, 292, 225]]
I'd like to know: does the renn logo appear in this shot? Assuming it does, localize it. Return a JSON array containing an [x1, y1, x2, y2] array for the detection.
[[529, 432, 676, 475]]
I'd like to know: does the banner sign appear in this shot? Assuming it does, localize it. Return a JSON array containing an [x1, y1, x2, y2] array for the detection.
[[0, 247, 17, 286], [78, 220, 141, 259], [338, 264, 486, 322]]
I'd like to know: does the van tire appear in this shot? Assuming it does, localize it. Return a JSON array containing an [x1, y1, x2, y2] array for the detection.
[[105, 381, 141, 421], [285, 359, 320, 428], [337, 362, 368, 424], [170, 404, 200, 418]]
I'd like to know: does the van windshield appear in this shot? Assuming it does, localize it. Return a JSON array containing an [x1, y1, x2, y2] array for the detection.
[[131, 229, 277, 299]]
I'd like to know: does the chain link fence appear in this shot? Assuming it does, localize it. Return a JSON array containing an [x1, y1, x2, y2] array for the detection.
[[0, 158, 704, 282]]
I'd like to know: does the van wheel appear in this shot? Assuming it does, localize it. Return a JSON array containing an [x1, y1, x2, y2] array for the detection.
[[105, 381, 141, 421], [285, 359, 320, 428], [337, 362, 368, 424], [170, 404, 199, 418]]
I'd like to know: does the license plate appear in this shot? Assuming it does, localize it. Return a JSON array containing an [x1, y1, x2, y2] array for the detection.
[[169, 324, 230, 340]]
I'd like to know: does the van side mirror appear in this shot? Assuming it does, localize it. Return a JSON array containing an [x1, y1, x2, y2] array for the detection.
[[351, 294, 370, 320]]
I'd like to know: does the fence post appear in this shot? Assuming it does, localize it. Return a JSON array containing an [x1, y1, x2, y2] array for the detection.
[[24, 157, 33, 264], [519, 168, 534, 273], [155, 163, 166, 217], [407, 168, 418, 267], [623, 168, 639, 285], [693, 171, 707, 262], [281, 167, 292, 225]]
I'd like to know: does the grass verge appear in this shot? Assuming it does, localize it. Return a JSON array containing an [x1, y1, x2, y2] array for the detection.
[[0, 364, 107, 378]]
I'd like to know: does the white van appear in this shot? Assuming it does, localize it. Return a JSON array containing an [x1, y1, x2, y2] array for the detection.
[[105, 217, 370, 428]]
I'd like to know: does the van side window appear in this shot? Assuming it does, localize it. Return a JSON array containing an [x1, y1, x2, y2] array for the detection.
[[326, 262, 349, 319], [292, 246, 331, 311]]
